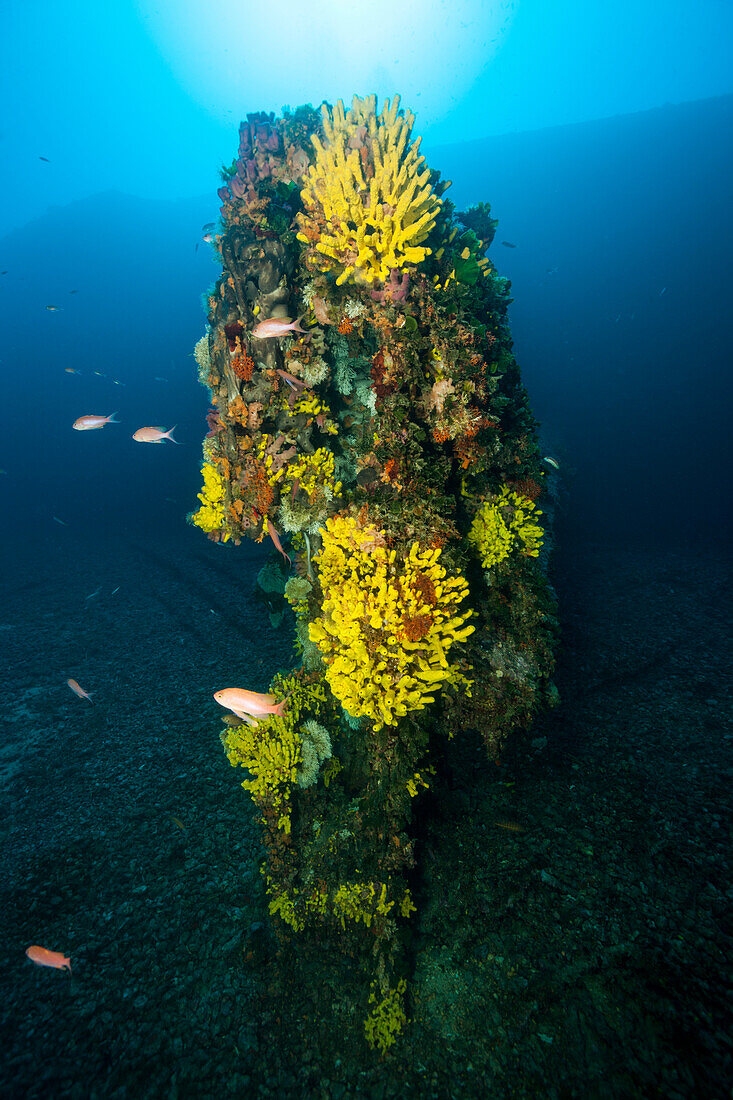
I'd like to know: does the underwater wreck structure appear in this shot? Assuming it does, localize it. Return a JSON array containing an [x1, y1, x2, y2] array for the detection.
[[191, 95, 558, 1054]]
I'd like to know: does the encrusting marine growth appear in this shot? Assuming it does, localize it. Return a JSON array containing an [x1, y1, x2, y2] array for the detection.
[[190, 93, 559, 1056], [297, 95, 444, 286], [309, 512, 475, 730], [468, 486, 544, 569]]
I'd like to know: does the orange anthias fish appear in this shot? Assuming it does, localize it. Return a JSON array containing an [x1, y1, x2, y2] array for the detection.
[[251, 316, 306, 339], [275, 368, 310, 392], [132, 426, 179, 444], [214, 688, 288, 722], [67, 678, 93, 702], [72, 413, 118, 431], [266, 521, 291, 568], [26, 945, 72, 972]]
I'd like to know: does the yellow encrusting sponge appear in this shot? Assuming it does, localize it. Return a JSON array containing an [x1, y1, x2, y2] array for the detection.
[[468, 487, 544, 569], [309, 513, 474, 730], [190, 463, 230, 540]]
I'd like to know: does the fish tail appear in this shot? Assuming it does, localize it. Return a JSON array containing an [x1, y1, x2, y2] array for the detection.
[[108, 412, 119, 423], [166, 426, 180, 444], [273, 694, 291, 718]]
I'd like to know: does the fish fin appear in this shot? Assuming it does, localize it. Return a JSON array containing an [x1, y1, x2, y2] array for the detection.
[[108, 412, 119, 423], [233, 709, 259, 727], [165, 426, 180, 444], [273, 693, 292, 718]]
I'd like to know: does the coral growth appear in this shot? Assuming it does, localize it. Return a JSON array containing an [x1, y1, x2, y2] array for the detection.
[[297, 95, 445, 286], [468, 488, 544, 570], [221, 711, 301, 833], [364, 979, 408, 1055], [190, 463, 230, 540], [297, 719, 332, 788], [309, 513, 475, 730], [231, 350, 255, 381], [370, 269, 410, 304]]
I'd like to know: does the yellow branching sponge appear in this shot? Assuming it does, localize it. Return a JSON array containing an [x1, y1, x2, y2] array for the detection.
[[266, 876, 415, 936], [468, 487, 544, 570], [286, 393, 339, 435], [332, 880, 394, 930], [309, 513, 475, 730], [364, 979, 408, 1055], [281, 448, 341, 500], [297, 94, 444, 287], [221, 715, 301, 833], [220, 671, 330, 834], [190, 463, 230, 539]]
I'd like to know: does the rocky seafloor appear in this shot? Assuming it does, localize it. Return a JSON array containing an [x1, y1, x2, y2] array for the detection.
[[1, 525, 730, 1099]]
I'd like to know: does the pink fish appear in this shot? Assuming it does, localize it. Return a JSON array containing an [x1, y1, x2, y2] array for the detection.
[[251, 316, 306, 339], [67, 678, 93, 702], [214, 688, 288, 721], [275, 369, 310, 391], [26, 945, 72, 972], [266, 521, 291, 567], [72, 413, 118, 431], [132, 426, 179, 444]]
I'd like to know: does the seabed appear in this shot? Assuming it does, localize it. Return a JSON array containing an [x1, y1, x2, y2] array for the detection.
[[1, 527, 730, 1098]]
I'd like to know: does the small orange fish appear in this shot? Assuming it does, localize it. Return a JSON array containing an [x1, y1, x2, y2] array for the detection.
[[26, 945, 72, 972], [169, 815, 187, 832], [132, 426, 179, 444], [67, 678, 93, 702], [251, 316, 306, 339], [214, 688, 288, 721], [64, 368, 81, 374], [72, 413, 118, 431], [495, 821, 526, 833]]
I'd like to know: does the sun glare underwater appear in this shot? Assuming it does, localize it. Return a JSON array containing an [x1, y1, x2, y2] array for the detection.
[[1, 1, 732, 1097]]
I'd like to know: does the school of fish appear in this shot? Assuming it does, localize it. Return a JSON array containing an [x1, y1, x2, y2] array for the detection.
[[31, 302, 304, 974]]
